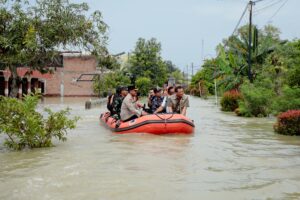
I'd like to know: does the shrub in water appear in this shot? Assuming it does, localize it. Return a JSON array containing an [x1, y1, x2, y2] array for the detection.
[[271, 86, 300, 115], [0, 94, 79, 150], [220, 90, 242, 112], [235, 101, 252, 117], [237, 82, 274, 117], [274, 110, 300, 136]]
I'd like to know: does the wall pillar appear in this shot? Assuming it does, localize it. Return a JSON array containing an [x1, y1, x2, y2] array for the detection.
[[34, 80, 39, 94], [44, 80, 47, 95], [18, 81, 23, 98], [4, 76, 9, 97], [27, 77, 32, 94], [38, 79, 44, 94]]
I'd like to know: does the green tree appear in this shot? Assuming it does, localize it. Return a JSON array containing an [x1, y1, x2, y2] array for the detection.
[[135, 77, 152, 96], [165, 60, 178, 73], [215, 24, 282, 90], [191, 24, 300, 119], [190, 59, 215, 95], [191, 24, 284, 93], [171, 69, 185, 84], [0, 94, 79, 150], [129, 38, 167, 86], [93, 70, 131, 96], [0, 0, 108, 97]]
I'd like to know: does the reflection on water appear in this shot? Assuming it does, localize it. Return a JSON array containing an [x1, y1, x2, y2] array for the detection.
[[1, 96, 300, 200]]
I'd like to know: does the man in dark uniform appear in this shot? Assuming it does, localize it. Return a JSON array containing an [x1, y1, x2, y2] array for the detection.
[[151, 88, 164, 113]]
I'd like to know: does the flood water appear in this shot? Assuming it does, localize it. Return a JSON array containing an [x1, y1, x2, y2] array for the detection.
[[1, 96, 300, 200]]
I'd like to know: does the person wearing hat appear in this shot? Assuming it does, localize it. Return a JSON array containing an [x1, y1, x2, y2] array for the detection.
[[120, 85, 148, 122], [111, 86, 128, 120]]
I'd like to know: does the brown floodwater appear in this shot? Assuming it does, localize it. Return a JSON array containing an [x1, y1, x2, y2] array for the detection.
[[1, 96, 300, 200]]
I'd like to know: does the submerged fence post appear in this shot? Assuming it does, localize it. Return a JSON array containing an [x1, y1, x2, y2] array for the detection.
[[85, 99, 92, 110]]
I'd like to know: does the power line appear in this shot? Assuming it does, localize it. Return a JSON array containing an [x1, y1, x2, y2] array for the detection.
[[254, 0, 279, 10], [268, 0, 289, 22], [253, 0, 284, 14], [254, 0, 267, 3], [231, 3, 249, 36], [222, 2, 249, 49]]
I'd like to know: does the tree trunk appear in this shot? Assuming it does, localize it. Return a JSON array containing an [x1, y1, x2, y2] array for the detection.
[[9, 66, 19, 98], [274, 67, 282, 96]]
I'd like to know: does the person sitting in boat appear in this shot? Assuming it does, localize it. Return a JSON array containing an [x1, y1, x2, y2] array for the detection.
[[151, 88, 164, 113], [107, 87, 120, 114], [147, 88, 155, 108], [120, 85, 148, 122], [167, 86, 189, 116], [167, 86, 175, 96], [154, 86, 175, 114], [111, 86, 128, 120]]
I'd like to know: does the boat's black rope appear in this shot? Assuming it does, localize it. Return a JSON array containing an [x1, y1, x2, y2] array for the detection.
[[154, 113, 175, 121]]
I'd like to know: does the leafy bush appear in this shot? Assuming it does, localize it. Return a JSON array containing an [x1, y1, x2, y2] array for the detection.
[[271, 86, 300, 115], [237, 82, 274, 117], [220, 90, 242, 112], [274, 110, 300, 135], [135, 77, 152, 96], [93, 71, 131, 96], [287, 66, 300, 87], [0, 94, 79, 150], [190, 88, 200, 97], [235, 101, 252, 117]]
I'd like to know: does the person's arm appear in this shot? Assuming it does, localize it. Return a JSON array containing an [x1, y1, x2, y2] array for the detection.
[[181, 107, 187, 116], [167, 97, 173, 113], [148, 96, 152, 107], [110, 95, 114, 105], [180, 97, 189, 116], [136, 101, 143, 108], [124, 99, 142, 117], [154, 97, 167, 113], [154, 106, 164, 114]]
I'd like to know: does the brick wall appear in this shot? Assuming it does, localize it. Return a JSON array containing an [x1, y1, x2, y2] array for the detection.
[[45, 56, 97, 96]]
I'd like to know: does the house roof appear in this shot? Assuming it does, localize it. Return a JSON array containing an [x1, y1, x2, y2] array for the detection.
[[0, 68, 52, 79]]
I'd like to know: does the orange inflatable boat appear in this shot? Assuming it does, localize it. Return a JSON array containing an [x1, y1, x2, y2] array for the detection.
[[100, 112, 195, 134]]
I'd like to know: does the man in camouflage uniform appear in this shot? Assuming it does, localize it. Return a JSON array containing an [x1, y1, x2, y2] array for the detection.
[[111, 87, 128, 120]]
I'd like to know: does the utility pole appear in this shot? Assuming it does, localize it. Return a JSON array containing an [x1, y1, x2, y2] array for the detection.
[[191, 62, 194, 77], [186, 65, 189, 86], [201, 39, 204, 64], [248, 1, 254, 83], [213, 59, 218, 105]]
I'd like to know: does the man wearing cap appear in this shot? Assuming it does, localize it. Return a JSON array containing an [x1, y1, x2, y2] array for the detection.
[[120, 86, 148, 122]]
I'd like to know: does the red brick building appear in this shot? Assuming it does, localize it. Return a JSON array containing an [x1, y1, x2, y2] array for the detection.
[[0, 55, 98, 97]]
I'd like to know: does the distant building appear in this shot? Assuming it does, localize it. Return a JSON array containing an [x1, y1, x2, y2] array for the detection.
[[168, 76, 176, 87], [0, 54, 98, 97]]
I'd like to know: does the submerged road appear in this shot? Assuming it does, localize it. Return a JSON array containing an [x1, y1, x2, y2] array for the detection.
[[1, 96, 300, 200]]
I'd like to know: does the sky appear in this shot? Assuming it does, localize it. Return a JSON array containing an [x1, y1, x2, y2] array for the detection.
[[72, 0, 300, 71]]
